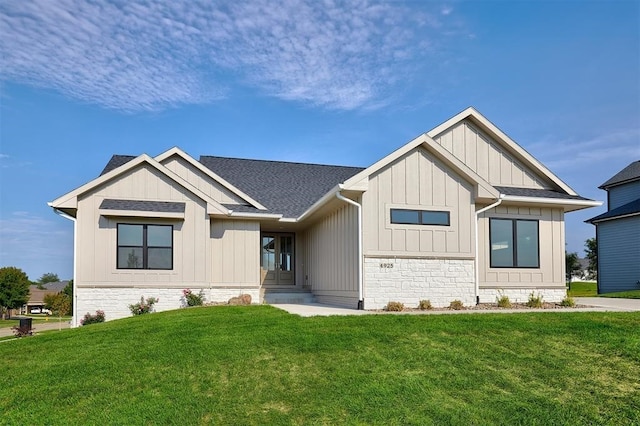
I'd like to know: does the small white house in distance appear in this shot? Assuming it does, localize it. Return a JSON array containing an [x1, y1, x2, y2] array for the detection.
[[49, 108, 601, 325]]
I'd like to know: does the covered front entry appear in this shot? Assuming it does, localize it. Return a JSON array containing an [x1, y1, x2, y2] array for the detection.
[[261, 233, 295, 285]]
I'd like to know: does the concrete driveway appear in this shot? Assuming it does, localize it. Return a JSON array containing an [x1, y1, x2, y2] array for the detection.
[[574, 297, 640, 312], [0, 319, 71, 338]]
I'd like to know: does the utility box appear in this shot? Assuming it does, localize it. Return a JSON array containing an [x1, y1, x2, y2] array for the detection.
[[19, 317, 33, 333]]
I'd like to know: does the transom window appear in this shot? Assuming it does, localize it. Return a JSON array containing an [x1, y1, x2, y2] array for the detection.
[[490, 218, 539, 268], [117, 224, 173, 270], [390, 209, 450, 226]]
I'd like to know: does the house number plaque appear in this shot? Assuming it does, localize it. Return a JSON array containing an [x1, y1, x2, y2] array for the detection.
[[380, 263, 394, 269]]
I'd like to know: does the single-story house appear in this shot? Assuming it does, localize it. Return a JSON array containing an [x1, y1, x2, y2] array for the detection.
[[50, 108, 601, 325], [20, 281, 68, 315], [586, 161, 640, 293]]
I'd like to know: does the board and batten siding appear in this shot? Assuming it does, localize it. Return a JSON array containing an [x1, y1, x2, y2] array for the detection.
[[432, 120, 547, 189], [362, 147, 474, 258], [608, 180, 640, 210], [75, 165, 211, 288], [210, 219, 260, 287], [597, 216, 640, 293], [301, 203, 359, 307], [478, 206, 566, 289], [162, 155, 246, 205]]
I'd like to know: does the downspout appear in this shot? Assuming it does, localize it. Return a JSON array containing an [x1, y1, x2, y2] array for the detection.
[[474, 194, 504, 305], [52, 208, 78, 327], [335, 191, 364, 310]]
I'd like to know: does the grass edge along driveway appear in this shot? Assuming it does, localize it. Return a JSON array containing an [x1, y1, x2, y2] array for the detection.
[[1, 306, 639, 425]]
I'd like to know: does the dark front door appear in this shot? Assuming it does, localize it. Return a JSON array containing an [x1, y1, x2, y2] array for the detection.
[[261, 233, 294, 285]]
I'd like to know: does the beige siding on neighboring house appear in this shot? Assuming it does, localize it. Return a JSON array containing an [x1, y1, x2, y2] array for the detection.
[[301, 203, 359, 307], [76, 165, 210, 288], [433, 120, 547, 189], [478, 205, 566, 289], [162, 156, 246, 205], [362, 147, 474, 257], [210, 219, 260, 287]]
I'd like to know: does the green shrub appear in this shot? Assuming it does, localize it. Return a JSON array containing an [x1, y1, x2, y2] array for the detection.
[[418, 299, 433, 310], [496, 294, 512, 308], [183, 289, 205, 307], [385, 301, 404, 312], [129, 297, 158, 315], [449, 300, 464, 310], [560, 296, 576, 307], [81, 310, 105, 325], [526, 292, 544, 308]]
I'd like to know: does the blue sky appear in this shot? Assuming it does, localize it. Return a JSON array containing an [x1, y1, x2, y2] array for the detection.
[[1, 0, 638, 281]]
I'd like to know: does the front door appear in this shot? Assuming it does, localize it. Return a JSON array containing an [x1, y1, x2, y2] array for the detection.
[[261, 233, 295, 285]]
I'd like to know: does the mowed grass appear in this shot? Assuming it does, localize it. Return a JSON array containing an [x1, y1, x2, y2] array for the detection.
[[601, 290, 640, 299], [567, 281, 597, 297], [568, 281, 640, 299], [1, 306, 639, 425]]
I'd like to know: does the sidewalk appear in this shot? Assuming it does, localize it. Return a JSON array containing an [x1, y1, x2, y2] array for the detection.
[[0, 319, 71, 338], [274, 298, 640, 317]]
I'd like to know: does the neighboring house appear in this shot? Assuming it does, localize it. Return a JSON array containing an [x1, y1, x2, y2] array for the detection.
[[21, 281, 68, 314], [586, 161, 640, 293], [49, 108, 601, 325]]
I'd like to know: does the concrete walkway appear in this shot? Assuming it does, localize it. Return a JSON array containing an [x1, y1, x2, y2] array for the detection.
[[574, 297, 640, 312], [274, 297, 640, 317]]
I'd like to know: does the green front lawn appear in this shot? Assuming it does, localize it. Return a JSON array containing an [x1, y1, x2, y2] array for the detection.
[[567, 281, 640, 299], [600, 290, 640, 299], [567, 281, 597, 297], [1, 306, 639, 424]]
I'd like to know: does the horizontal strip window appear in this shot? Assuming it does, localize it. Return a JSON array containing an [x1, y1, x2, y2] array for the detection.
[[490, 218, 539, 268], [390, 209, 450, 226], [117, 224, 173, 270]]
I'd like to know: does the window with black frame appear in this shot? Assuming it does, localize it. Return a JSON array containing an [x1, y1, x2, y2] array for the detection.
[[117, 224, 173, 269], [390, 209, 450, 226], [489, 218, 539, 268]]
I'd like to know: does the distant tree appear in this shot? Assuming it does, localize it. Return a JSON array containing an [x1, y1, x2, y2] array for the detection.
[[584, 238, 598, 280], [565, 252, 581, 283], [44, 292, 72, 328], [62, 280, 73, 313], [0, 267, 31, 320], [37, 272, 60, 289]]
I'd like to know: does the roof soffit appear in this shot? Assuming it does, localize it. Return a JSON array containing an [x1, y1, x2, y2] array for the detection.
[[426, 107, 578, 196]]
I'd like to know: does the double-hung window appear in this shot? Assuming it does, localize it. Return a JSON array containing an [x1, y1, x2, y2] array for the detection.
[[489, 218, 539, 268], [117, 224, 173, 269]]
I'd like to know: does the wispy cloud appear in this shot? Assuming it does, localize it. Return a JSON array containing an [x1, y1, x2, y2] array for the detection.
[[529, 128, 640, 172], [0, 0, 462, 111], [0, 211, 73, 279]]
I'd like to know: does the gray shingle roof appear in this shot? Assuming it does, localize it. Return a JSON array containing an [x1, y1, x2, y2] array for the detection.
[[100, 155, 136, 176], [494, 186, 592, 201], [600, 160, 640, 189], [99, 199, 186, 213], [586, 198, 640, 223], [200, 156, 364, 218]]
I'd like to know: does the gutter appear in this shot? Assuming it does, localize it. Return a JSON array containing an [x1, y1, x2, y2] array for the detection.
[[335, 189, 364, 310], [51, 206, 79, 327], [474, 194, 504, 305]]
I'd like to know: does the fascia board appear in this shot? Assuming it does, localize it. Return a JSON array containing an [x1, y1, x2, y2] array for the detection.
[[296, 184, 343, 222], [421, 137, 499, 200], [427, 107, 578, 196], [49, 153, 230, 216], [98, 209, 185, 219], [155, 147, 267, 210], [588, 211, 640, 224], [342, 134, 427, 189], [502, 195, 602, 211]]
